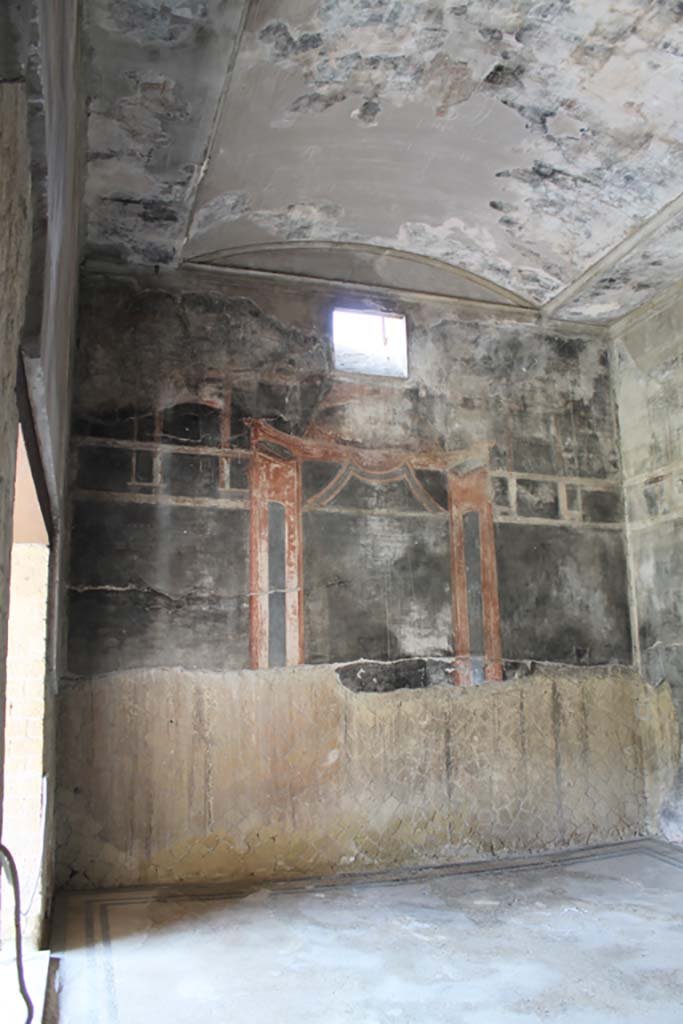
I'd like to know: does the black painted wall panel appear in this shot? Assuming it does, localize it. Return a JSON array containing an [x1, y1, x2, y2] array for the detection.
[[495, 522, 631, 665], [68, 500, 250, 674], [463, 511, 484, 658], [67, 590, 249, 675], [268, 501, 287, 667], [303, 510, 453, 664]]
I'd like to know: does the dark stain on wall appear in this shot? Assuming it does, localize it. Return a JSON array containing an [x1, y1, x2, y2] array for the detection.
[[162, 451, 219, 497], [516, 478, 560, 519], [162, 403, 221, 446], [582, 488, 622, 524]]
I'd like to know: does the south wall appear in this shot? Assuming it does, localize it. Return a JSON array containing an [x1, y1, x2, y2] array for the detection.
[[58, 266, 662, 888], [67, 267, 630, 680]]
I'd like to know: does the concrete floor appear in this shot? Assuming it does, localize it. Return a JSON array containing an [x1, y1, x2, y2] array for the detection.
[[50, 839, 683, 1024]]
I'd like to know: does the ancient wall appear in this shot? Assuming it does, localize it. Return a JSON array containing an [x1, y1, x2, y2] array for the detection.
[[56, 265, 656, 885], [614, 297, 683, 840], [21, 0, 83, 518], [68, 268, 630, 682], [0, 82, 31, 825], [1, 1, 83, 938], [55, 664, 678, 888]]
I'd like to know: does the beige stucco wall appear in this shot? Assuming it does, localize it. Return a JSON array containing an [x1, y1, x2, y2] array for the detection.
[[56, 664, 678, 889], [1, 542, 49, 945], [0, 82, 31, 822]]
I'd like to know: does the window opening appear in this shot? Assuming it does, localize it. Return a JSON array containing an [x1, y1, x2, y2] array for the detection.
[[332, 309, 408, 378]]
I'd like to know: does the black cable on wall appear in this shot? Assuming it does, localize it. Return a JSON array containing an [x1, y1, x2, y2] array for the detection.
[[0, 842, 34, 1023]]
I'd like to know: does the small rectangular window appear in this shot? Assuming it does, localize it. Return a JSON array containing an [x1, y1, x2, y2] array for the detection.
[[332, 308, 408, 378]]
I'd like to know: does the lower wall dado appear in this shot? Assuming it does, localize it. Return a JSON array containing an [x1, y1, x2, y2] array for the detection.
[[56, 664, 679, 890]]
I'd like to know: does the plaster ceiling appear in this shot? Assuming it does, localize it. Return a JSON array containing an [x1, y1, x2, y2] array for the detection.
[[84, 1, 683, 322]]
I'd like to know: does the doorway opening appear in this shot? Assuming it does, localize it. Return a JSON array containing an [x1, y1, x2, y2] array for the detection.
[[1, 423, 51, 948]]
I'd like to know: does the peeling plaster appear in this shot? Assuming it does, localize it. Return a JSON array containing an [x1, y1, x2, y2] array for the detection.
[[84, 0, 250, 264], [85, 1, 683, 320], [183, 0, 683, 312], [555, 209, 683, 322], [101, 0, 212, 47]]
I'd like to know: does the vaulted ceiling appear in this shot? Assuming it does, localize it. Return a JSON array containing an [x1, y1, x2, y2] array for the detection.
[[85, 1, 683, 322]]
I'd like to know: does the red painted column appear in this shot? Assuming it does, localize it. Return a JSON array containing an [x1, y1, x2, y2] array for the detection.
[[448, 468, 503, 684], [249, 451, 270, 670], [249, 444, 304, 669]]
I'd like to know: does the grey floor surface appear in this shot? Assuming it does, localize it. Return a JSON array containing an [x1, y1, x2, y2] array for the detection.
[[50, 839, 683, 1024]]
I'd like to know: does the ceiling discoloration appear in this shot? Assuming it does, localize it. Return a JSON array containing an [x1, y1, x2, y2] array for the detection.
[[552, 206, 683, 322], [84, 0, 250, 265], [84, 1, 683, 321]]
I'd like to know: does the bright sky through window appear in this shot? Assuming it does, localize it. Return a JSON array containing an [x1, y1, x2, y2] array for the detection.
[[332, 309, 408, 378]]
